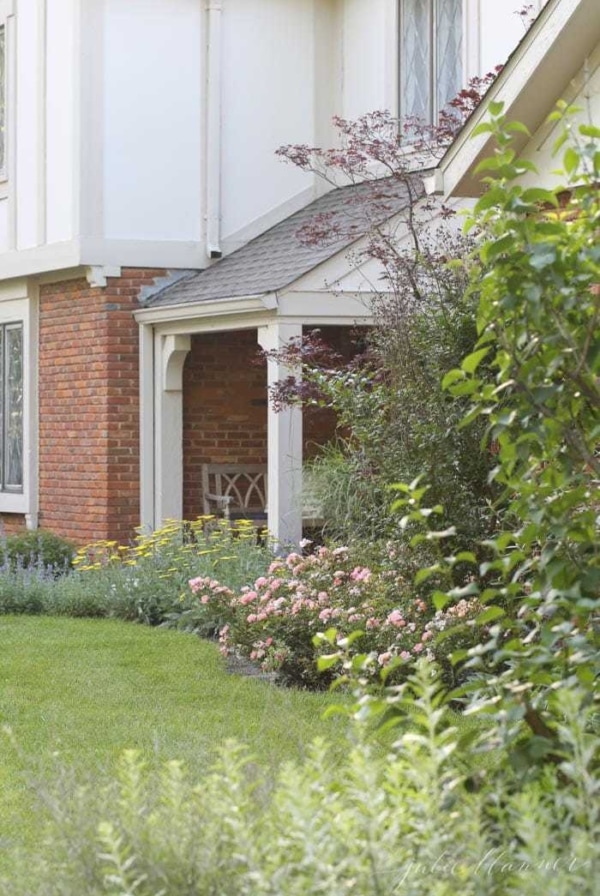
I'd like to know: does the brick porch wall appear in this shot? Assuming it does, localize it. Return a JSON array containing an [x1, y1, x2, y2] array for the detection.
[[182, 326, 362, 519], [182, 330, 268, 519], [38, 269, 165, 544]]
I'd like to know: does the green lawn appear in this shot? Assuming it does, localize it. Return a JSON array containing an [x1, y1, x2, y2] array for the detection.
[[0, 616, 348, 875]]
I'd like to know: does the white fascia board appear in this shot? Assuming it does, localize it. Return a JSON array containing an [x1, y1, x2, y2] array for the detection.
[[438, 0, 600, 198], [0, 240, 81, 281], [277, 290, 376, 325], [133, 293, 277, 327], [152, 311, 278, 338], [79, 238, 211, 270]]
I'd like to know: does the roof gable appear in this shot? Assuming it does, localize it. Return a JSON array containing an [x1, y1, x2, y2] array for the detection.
[[144, 178, 419, 309], [437, 0, 600, 198]]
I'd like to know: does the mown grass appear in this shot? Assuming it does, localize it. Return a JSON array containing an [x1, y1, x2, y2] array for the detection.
[[0, 616, 349, 876]]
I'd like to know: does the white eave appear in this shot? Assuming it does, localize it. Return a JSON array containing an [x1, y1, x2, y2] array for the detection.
[[434, 0, 600, 198], [133, 293, 276, 326]]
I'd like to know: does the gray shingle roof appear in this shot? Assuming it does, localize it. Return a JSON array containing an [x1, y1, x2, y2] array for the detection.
[[144, 177, 419, 308]]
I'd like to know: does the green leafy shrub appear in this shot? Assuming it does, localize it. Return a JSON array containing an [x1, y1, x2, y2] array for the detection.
[[0, 529, 75, 575], [5, 664, 598, 895], [434, 110, 600, 768]]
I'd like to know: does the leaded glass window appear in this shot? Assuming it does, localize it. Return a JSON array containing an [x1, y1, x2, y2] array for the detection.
[[400, 0, 463, 125], [0, 323, 23, 491], [0, 25, 5, 174]]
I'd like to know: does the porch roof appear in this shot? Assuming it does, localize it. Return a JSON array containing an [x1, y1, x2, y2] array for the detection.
[[143, 178, 419, 309]]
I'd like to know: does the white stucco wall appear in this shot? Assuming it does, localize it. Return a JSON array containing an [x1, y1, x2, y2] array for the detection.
[[45, 0, 76, 247], [220, 0, 317, 246], [14, 0, 40, 252], [341, 0, 393, 119], [102, 0, 203, 244]]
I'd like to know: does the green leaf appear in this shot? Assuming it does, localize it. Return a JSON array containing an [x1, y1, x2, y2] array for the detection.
[[563, 146, 579, 176], [578, 124, 600, 139], [415, 565, 441, 585], [521, 187, 558, 207], [506, 121, 530, 137], [317, 653, 341, 671], [461, 347, 490, 374], [475, 606, 505, 626], [481, 233, 515, 263], [453, 551, 478, 565], [529, 243, 556, 270], [441, 368, 465, 390], [471, 121, 495, 139], [433, 591, 451, 611]]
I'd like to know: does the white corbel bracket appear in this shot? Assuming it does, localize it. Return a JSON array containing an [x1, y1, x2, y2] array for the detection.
[[162, 334, 191, 391], [86, 266, 122, 289]]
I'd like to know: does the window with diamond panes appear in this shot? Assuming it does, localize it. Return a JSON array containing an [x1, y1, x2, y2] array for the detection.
[[400, 0, 463, 125], [0, 323, 23, 492]]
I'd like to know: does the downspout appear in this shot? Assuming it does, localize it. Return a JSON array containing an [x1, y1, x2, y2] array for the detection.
[[206, 0, 223, 259]]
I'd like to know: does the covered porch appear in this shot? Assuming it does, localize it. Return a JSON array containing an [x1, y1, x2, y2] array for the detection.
[[134, 178, 413, 544], [136, 305, 371, 546]]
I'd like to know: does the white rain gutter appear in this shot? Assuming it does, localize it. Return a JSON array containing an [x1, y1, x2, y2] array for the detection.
[[206, 1, 223, 258]]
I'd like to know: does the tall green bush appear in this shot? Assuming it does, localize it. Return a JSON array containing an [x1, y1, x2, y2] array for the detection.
[[437, 108, 600, 766]]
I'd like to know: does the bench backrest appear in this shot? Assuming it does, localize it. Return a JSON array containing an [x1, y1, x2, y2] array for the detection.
[[201, 464, 267, 517]]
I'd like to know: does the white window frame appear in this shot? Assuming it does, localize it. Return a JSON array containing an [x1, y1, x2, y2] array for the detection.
[[0, 318, 24, 493], [398, 0, 466, 126], [0, 281, 37, 520]]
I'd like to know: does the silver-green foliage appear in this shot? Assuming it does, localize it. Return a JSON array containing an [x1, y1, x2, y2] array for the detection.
[[7, 664, 598, 896]]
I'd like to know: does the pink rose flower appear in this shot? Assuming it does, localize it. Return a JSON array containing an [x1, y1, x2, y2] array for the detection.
[[386, 610, 406, 628]]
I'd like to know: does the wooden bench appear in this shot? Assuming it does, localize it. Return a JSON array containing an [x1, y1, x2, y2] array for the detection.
[[202, 464, 268, 522], [201, 463, 323, 527]]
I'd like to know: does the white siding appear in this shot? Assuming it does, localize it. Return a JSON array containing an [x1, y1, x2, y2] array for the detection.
[[220, 0, 316, 242], [15, 0, 41, 251], [45, 0, 76, 245], [0, 199, 8, 252], [341, 0, 391, 119], [103, 0, 203, 243]]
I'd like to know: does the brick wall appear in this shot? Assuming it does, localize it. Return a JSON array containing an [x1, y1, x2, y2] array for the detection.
[[182, 330, 268, 518], [182, 325, 363, 519], [38, 269, 164, 544], [0, 513, 27, 535]]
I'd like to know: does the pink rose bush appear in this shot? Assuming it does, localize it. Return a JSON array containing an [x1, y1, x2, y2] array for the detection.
[[181, 544, 484, 689]]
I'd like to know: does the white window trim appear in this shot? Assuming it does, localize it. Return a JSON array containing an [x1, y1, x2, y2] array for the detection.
[[0, 280, 37, 523]]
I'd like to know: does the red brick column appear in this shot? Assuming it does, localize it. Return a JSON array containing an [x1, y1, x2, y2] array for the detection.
[[38, 269, 164, 544]]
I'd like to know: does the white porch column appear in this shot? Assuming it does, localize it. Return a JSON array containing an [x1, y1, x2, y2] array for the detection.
[[257, 322, 303, 548], [154, 333, 191, 526]]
